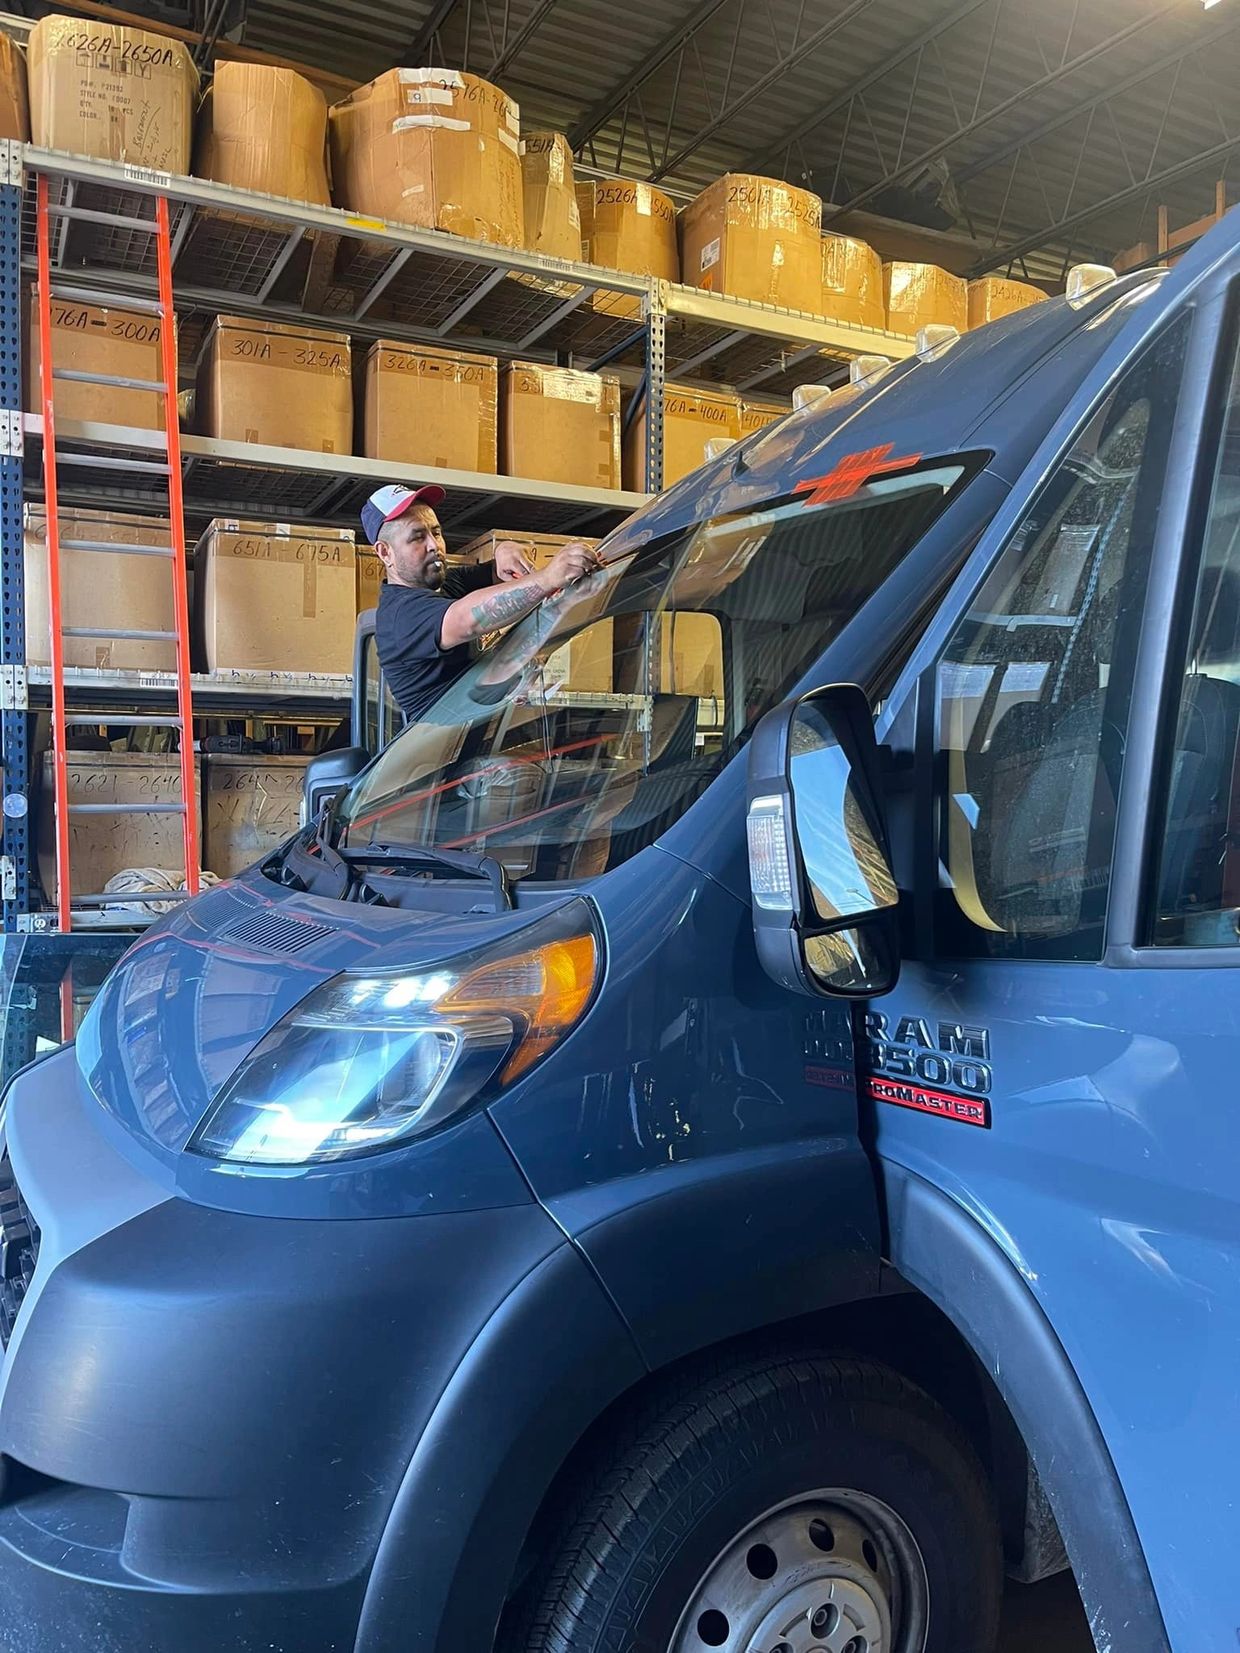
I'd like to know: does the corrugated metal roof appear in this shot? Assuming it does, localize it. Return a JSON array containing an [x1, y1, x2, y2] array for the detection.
[[182, 0, 1240, 273]]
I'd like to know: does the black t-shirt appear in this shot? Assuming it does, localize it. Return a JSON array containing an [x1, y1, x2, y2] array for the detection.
[[374, 564, 492, 725]]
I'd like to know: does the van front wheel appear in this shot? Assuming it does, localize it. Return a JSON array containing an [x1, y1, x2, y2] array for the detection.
[[506, 1353, 1002, 1653]]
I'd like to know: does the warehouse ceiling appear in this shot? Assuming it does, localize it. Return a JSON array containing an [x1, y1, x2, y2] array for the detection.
[[22, 0, 1240, 278]]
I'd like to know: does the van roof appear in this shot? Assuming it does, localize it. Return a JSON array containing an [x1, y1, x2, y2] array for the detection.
[[754, 270, 1169, 486], [611, 268, 1170, 553]]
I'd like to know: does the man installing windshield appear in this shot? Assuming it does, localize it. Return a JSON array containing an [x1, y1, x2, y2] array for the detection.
[[362, 483, 600, 725]]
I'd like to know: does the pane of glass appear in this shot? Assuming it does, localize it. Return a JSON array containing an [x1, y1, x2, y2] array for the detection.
[[339, 463, 973, 885], [1154, 337, 1240, 946], [936, 317, 1187, 961]]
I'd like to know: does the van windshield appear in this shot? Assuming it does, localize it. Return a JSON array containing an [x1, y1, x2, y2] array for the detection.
[[338, 461, 972, 880]]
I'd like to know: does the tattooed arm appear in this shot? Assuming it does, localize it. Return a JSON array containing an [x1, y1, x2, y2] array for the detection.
[[439, 543, 599, 649]]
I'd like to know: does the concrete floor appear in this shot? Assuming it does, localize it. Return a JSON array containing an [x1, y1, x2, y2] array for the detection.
[[1001, 1572, 1093, 1650]]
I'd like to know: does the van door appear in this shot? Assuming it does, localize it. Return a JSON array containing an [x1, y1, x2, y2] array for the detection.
[[352, 613, 400, 754], [871, 257, 1240, 1651]]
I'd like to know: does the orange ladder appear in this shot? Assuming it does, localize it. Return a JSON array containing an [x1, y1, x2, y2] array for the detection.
[[34, 175, 200, 931]]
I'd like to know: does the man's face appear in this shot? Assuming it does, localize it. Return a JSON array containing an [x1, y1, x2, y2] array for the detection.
[[376, 507, 447, 590]]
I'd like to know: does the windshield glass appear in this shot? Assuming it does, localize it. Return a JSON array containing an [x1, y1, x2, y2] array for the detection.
[[338, 461, 973, 881]]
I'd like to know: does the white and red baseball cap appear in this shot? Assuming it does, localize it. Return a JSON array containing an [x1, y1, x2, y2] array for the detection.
[[361, 482, 447, 545]]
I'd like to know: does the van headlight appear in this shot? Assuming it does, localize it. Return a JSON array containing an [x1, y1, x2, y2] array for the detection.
[[188, 900, 600, 1166]]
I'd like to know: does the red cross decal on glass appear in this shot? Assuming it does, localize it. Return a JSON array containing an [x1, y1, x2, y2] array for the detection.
[[794, 443, 923, 507]]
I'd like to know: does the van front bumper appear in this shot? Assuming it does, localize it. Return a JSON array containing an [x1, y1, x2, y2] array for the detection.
[[0, 1049, 568, 1653]]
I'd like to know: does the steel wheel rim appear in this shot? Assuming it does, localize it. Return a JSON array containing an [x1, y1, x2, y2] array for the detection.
[[669, 1488, 930, 1653]]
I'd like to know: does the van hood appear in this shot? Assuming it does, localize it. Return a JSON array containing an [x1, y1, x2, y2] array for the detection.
[[76, 871, 577, 1153]]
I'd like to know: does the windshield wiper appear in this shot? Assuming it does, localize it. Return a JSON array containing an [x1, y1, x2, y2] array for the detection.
[[340, 841, 512, 911]]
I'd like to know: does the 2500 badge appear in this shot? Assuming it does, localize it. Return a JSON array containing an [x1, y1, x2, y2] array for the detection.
[[803, 1010, 994, 1128]]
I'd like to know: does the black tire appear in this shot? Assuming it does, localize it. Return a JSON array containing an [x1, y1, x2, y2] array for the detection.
[[505, 1352, 1002, 1653]]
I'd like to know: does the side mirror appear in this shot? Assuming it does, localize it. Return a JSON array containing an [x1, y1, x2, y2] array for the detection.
[[300, 747, 369, 827], [746, 683, 898, 998]]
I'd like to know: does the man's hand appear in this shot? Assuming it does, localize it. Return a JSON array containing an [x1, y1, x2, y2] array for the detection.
[[537, 542, 599, 594], [442, 543, 600, 649], [493, 540, 535, 581]]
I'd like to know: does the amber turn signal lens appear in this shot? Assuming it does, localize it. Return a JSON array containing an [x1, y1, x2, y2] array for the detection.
[[438, 930, 599, 1083]]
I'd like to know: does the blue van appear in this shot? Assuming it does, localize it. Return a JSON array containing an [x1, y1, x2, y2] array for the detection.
[[1, 212, 1236, 1653]]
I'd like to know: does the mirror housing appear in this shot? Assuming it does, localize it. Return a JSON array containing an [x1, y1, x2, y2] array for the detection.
[[746, 683, 899, 998], [300, 747, 369, 827]]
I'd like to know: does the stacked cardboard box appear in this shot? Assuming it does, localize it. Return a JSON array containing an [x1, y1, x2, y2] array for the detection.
[[624, 383, 742, 490], [458, 530, 610, 692], [24, 507, 177, 672], [28, 15, 197, 172], [356, 548, 384, 614], [195, 62, 330, 205], [521, 132, 581, 261], [0, 31, 28, 140], [883, 262, 968, 336], [362, 341, 498, 472], [502, 364, 621, 490], [26, 289, 168, 430], [203, 754, 309, 879], [195, 519, 356, 673], [577, 178, 679, 315], [967, 276, 1046, 329], [612, 611, 724, 702], [822, 234, 885, 329], [329, 68, 523, 247], [39, 750, 200, 897], [680, 175, 823, 314], [198, 317, 352, 452], [740, 399, 786, 437]]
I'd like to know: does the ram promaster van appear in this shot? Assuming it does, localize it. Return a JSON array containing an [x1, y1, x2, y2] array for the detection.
[[5, 212, 1240, 1653]]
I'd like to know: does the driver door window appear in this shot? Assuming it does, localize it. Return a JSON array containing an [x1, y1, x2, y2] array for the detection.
[[933, 316, 1188, 960]]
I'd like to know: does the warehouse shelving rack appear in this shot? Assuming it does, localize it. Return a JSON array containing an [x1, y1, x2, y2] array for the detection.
[[0, 139, 918, 932]]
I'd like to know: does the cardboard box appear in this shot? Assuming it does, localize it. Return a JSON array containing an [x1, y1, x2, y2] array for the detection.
[[501, 363, 621, 489], [195, 519, 356, 673], [363, 341, 497, 472], [680, 175, 823, 314], [740, 398, 786, 437], [577, 177, 678, 286], [329, 68, 523, 247], [822, 234, 885, 329], [0, 31, 29, 141], [204, 753, 308, 879], [883, 262, 968, 336], [198, 317, 352, 453], [967, 276, 1046, 329], [25, 507, 177, 671], [521, 132, 580, 262], [28, 15, 197, 171], [624, 383, 742, 490], [194, 61, 329, 206], [456, 529, 598, 570], [39, 751, 200, 898], [543, 620, 613, 694], [613, 611, 724, 701], [356, 548, 384, 613], [659, 612, 723, 699], [456, 530, 610, 691], [25, 287, 167, 430]]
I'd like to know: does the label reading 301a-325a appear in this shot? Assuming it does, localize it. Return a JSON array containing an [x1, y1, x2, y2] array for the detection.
[[804, 1010, 993, 1128]]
